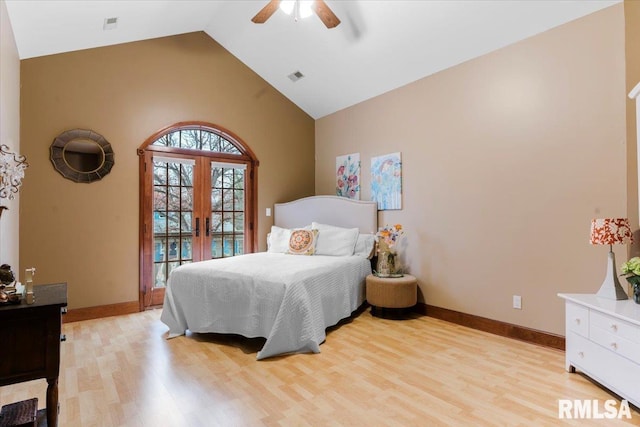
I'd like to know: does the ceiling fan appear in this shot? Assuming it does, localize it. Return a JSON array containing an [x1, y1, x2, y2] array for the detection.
[[252, 0, 341, 29]]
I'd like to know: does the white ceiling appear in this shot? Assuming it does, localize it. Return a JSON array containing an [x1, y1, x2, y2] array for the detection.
[[4, 0, 620, 119]]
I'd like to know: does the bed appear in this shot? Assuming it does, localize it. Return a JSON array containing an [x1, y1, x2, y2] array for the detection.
[[160, 195, 378, 359]]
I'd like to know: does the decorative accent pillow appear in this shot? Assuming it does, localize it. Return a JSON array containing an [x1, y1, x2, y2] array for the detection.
[[287, 229, 319, 255], [267, 226, 292, 253], [311, 222, 359, 256], [354, 233, 376, 259]]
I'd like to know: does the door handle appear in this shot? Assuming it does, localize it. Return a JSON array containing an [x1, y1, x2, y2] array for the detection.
[[206, 218, 210, 237], [195, 217, 200, 237]]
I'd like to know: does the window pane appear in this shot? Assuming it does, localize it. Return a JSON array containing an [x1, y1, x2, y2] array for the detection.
[[211, 189, 222, 211], [223, 235, 233, 257], [154, 238, 166, 262], [223, 189, 234, 211], [181, 187, 193, 211], [153, 212, 166, 234], [234, 190, 244, 211], [212, 168, 223, 188], [181, 237, 192, 260], [211, 236, 222, 258], [168, 164, 180, 185], [167, 186, 180, 210], [154, 163, 167, 184], [167, 213, 180, 233], [211, 212, 223, 233], [168, 132, 180, 148], [234, 213, 244, 232], [235, 237, 244, 256], [181, 212, 192, 233], [223, 212, 233, 232], [181, 164, 193, 186], [222, 169, 234, 188], [181, 129, 199, 149], [154, 263, 166, 288], [153, 187, 167, 211], [167, 238, 180, 261], [234, 169, 244, 189]]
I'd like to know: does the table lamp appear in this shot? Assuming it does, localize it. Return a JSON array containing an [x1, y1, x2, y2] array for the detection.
[[590, 218, 633, 300]]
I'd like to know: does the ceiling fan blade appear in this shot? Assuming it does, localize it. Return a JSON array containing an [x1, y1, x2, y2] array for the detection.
[[313, 0, 340, 28], [252, 0, 280, 24]]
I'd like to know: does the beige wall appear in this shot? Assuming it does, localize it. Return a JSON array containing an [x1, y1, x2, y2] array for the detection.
[[626, 0, 640, 246], [316, 5, 626, 335], [19, 32, 315, 309], [0, 0, 21, 272]]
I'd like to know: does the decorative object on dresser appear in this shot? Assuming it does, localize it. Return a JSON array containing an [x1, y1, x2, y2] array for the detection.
[[589, 218, 633, 300], [558, 293, 640, 409], [366, 274, 417, 319], [620, 257, 640, 304], [0, 283, 67, 427], [0, 144, 29, 218]]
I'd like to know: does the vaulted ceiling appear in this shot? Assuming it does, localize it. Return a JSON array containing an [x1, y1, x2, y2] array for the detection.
[[5, 0, 620, 119]]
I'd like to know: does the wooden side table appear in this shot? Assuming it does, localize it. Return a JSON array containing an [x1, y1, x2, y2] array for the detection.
[[366, 274, 417, 319], [0, 283, 67, 427]]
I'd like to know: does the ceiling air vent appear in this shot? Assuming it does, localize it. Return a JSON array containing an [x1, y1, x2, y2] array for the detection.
[[103, 17, 118, 30], [288, 71, 304, 82]]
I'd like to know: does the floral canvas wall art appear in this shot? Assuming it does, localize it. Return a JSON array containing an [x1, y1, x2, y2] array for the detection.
[[336, 153, 361, 199], [371, 152, 402, 210]]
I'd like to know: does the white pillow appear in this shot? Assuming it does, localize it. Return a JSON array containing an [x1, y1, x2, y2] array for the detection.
[[354, 233, 376, 258], [311, 222, 359, 256], [267, 226, 291, 253]]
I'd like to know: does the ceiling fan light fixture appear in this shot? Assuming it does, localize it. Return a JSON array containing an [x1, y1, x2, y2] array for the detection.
[[280, 0, 314, 21]]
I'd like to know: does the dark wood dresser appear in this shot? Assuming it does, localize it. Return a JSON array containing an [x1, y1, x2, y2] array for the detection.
[[0, 283, 67, 427]]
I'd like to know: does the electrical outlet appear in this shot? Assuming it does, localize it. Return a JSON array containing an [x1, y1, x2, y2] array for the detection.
[[513, 295, 522, 310]]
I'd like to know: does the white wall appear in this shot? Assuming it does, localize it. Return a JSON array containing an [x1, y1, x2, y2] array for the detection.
[[0, 0, 22, 273]]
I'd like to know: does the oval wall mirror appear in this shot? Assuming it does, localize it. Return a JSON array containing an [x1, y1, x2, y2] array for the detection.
[[50, 129, 114, 183]]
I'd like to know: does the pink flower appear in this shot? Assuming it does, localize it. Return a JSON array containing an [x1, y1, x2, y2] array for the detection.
[[337, 165, 345, 176]]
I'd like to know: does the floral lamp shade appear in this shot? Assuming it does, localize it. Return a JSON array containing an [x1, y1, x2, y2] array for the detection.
[[590, 218, 633, 246], [590, 218, 633, 300]]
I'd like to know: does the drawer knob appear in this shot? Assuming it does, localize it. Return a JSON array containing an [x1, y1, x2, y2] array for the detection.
[[610, 342, 618, 350], [574, 318, 581, 325], [578, 351, 584, 358], [610, 324, 618, 332]]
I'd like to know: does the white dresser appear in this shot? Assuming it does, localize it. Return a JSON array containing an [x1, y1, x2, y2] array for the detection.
[[558, 293, 640, 408]]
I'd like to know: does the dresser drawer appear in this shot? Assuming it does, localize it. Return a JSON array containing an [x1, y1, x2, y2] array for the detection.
[[566, 331, 640, 407], [566, 302, 589, 337], [590, 310, 640, 345], [590, 324, 640, 363]]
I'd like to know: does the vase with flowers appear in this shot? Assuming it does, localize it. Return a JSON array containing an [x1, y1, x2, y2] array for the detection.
[[375, 224, 404, 277], [620, 257, 640, 304]]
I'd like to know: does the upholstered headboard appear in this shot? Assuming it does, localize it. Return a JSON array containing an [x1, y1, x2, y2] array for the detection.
[[274, 196, 377, 234]]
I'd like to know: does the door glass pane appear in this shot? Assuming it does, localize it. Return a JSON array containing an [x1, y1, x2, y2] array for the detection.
[[211, 236, 222, 258], [234, 212, 244, 232], [234, 190, 244, 211], [153, 157, 194, 289], [210, 164, 245, 259]]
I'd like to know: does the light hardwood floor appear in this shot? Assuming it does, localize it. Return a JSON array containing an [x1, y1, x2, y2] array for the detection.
[[1, 309, 638, 426]]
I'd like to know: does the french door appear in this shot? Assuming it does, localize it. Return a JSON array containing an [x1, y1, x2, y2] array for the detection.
[[138, 122, 258, 309]]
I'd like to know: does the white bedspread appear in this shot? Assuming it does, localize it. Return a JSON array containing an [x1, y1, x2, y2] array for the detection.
[[160, 252, 371, 359]]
